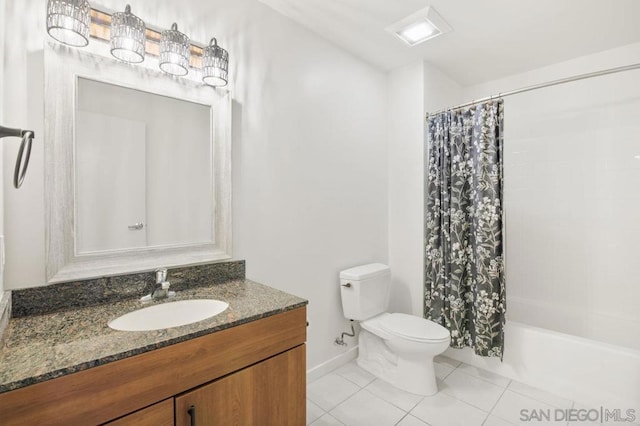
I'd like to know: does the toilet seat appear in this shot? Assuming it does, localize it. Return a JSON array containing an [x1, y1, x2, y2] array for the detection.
[[378, 313, 450, 343]]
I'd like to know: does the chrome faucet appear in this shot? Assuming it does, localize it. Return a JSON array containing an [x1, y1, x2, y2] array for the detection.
[[141, 268, 175, 301]]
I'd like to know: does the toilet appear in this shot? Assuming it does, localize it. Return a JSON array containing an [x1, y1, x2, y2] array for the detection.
[[340, 263, 450, 396]]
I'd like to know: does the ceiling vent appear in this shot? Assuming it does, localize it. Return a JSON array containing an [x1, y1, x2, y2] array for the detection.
[[386, 6, 452, 47]]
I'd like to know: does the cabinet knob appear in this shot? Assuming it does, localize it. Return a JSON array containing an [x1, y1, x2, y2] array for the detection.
[[188, 405, 196, 426]]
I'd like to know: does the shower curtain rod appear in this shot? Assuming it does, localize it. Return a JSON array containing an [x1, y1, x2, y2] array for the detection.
[[425, 62, 640, 119]]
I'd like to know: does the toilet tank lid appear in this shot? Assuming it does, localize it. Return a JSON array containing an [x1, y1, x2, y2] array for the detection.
[[340, 263, 390, 280]]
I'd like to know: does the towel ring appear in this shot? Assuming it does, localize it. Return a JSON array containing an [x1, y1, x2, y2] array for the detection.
[[0, 125, 36, 189], [14, 131, 34, 189]]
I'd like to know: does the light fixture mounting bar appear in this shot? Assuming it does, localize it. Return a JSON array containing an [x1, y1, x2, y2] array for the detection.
[[89, 8, 205, 69]]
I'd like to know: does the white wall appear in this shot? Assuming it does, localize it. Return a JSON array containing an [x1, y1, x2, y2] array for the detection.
[[222, 2, 389, 370], [387, 61, 461, 316], [2, 0, 45, 290], [0, 0, 5, 294], [463, 42, 640, 351], [387, 62, 424, 316], [2, 0, 388, 370]]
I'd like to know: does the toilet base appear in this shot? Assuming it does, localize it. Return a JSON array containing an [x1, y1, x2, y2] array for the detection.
[[357, 329, 441, 396], [394, 355, 438, 396]]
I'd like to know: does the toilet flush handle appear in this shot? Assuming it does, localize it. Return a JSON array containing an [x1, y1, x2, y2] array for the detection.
[[341, 282, 352, 288]]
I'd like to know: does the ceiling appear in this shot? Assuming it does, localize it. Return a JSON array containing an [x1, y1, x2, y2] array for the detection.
[[256, 0, 640, 85]]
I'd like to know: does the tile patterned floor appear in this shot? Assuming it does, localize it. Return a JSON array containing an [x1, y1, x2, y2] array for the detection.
[[306, 356, 639, 426]]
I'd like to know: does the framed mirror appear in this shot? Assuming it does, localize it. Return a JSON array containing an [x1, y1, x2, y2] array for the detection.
[[75, 77, 214, 254], [44, 44, 232, 283]]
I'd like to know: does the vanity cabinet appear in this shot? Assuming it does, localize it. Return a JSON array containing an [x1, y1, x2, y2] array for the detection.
[[0, 307, 306, 425], [175, 345, 305, 425]]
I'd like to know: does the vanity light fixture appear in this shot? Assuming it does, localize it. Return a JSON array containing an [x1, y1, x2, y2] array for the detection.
[[46, 7, 232, 86], [46, 0, 91, 47], [159, 23, 190, 76], [385, 6, 452, 47], [110, 4, 146, 63], [202, 38, 229, 87]]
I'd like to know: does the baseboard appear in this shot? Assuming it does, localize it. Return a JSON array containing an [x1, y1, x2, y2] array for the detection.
[[307, 345, 359, 383]]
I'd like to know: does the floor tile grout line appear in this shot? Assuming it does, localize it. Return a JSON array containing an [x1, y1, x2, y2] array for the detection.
[[308, 369, 426, 421], [457, 365, 512, 386], [483, 384, 510, 425], [338, 386, 366, 410], [393, 412, 434, 426], [445, 359, 577, 410], [306, 398, 327, 425], [334, 365, 430, 414], [408, 395, 427, 413], [437, 365, 456, 381], [440, 367, 508, 413], [332, 363, 376, 388], [506, 382, 575, 410], [451, 364, 576, 411], [322, 412, 345, 426], [440, 386, 497, 415], [448, 365, 511, 389], [329, 387, 409, 426], [488, 396, 528, 425], [310, 411, 345, 426], [307, 382, 361, 413], [394, 412, 410, 426], [336, 371, 375, 388], [437, 389, 493, 418], [362, 376, 429, 414], [307, 409, 325, 423], [439, 360, 462, 370]]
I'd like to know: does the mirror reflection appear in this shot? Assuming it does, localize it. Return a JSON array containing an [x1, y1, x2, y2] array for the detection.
[[75, 78, 213, 254]]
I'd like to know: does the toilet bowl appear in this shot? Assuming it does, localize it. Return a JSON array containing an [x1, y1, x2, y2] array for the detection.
[[339, 264, 451, 396], [359, 312, 450, 395]]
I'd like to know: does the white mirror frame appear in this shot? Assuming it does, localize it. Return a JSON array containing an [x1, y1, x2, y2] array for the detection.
[[44, 44, 232, 283]]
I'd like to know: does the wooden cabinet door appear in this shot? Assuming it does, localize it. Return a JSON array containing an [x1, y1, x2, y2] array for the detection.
[[176, 344, 306, 426], [104, 399, 173, 426]]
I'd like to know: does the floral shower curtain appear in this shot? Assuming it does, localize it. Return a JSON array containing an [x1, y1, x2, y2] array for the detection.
[[424, 100, 506, 358]]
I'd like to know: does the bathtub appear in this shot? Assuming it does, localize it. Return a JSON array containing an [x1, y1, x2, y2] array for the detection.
[[444, 320, 640, 408]]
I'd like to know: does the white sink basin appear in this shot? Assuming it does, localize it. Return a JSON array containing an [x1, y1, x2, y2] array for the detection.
[[108, 299, 229, 332]]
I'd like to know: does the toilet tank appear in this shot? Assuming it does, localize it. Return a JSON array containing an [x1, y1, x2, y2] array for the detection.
[[340, 263, 391, 320]]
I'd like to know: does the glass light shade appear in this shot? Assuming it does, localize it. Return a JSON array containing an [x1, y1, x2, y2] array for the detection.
[[159, 23, 190, 76], [46, 0, 91, 47], [202, 38, 229, 87], [110, 5, 146, 63]]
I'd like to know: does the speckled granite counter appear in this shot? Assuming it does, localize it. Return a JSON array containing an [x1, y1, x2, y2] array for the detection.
[[0, 279, 307, 394]]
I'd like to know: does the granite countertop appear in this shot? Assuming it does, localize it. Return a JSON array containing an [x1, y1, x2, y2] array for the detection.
[[0, 279, 307, 394]]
